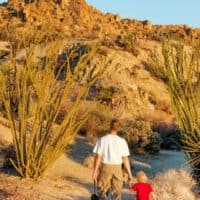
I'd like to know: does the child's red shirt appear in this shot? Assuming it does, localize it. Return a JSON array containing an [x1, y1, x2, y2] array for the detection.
[[131, 182, 153, 200]]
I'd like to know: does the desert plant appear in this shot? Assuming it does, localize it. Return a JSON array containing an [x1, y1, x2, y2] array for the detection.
[[0, 35, 109, 180], [82, 109, 111, 137], [115, 33, 139, 56], [122, 120, 161, 154], [94, 86, 119, 106], [149, 41, 200, 182], [152, 169, 197, 200]]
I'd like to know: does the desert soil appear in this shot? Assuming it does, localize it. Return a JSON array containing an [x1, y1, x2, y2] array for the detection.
[[0, 135, 189, 200]]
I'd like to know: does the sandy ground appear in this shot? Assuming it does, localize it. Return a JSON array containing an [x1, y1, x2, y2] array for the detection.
[[44, 136, 134, 200], [0, 135, 134, 200], [0, 134, 196, 200]]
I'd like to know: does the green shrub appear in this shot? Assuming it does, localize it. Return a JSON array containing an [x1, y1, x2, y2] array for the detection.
[[122, 120, 161, 154]]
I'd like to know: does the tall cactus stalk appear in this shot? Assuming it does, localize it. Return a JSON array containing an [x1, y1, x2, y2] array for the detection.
[[0, 40, 107, 180], [149, 41, 200, 182]]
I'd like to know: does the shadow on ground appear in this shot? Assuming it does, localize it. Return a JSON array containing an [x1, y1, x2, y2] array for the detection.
[[68, 135, 93, 164]]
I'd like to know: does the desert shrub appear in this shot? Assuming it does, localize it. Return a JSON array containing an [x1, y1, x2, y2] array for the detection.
[[149, 41, 200, 182], [2, 21, 62, 49], [122, 120, 161, 154], [101, 38, 116, 49], [115, 33, 139, 56], [153, 122, 182, 150], [92, 24, 101, 32], [81, 107, 113, 137], [147, 92, 171, 114], [161, 132, 182, 150], [145, 132, 162, 154], [145, 55, 167, 81], [152, 169, 197, 200], [94, 86, 120, 106], [0, 33, 109, 179]]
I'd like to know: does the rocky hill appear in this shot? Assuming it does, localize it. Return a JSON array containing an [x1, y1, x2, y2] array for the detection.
[[1, 0, 200, 42], [0, 0, 199, 135]]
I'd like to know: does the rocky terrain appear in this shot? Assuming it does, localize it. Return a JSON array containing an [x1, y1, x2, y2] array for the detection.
[[0, 1, 200, 199], [0, 0, 197, 147], [1, 0, 200, 43]]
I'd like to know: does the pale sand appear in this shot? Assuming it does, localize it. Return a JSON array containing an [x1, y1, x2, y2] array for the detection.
[[0, 134, 134, 199]]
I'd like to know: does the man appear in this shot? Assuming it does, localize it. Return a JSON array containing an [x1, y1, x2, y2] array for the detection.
[[92, 119, 133, 200]]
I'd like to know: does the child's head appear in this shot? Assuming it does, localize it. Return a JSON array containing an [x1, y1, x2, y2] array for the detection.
[[136, 171, 148, 183]]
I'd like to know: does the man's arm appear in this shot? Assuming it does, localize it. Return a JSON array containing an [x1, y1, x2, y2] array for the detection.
[[123, 156, 133, 184], [92, 154, 102, 182]]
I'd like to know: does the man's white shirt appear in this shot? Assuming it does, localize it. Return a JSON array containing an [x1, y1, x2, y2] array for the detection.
[[93, 134, 130, 165]]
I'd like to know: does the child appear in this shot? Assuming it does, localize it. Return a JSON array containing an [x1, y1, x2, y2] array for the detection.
[[130, 171, 155, 200]]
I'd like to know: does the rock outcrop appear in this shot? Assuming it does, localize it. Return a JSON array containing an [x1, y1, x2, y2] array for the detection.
[[1, 0, 200, 43]]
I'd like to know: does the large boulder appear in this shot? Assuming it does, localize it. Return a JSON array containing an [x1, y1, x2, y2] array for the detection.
[[0, 123, 13, 148]]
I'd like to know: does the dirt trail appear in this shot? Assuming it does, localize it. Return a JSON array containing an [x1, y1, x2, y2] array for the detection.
[[0, 134, 134, 199], [44, 136, 134, 200]]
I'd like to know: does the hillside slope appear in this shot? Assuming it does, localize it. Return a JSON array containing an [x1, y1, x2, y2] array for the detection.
[[0, 0, 199, 128]]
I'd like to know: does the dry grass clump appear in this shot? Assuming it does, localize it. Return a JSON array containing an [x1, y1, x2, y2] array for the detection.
[[152, 169, 197, 200]]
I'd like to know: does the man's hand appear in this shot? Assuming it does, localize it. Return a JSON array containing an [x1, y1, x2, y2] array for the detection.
[[128, 176, 137, 188], [92, 171, 98, 182], [92, 154, 102, 183], [123, 156, 133, 186], [128, 176, 135, 188]]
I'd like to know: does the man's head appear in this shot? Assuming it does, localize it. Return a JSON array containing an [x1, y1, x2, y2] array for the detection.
[[110, 119, 122, 133]]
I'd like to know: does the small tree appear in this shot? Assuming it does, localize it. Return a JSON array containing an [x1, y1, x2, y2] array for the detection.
[[0, 34, 109, 179], [149, 41, 200, 182]]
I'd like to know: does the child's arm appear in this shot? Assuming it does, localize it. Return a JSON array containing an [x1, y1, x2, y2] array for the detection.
[[150, 192, 156, 200], [130, 183, 137, 191]]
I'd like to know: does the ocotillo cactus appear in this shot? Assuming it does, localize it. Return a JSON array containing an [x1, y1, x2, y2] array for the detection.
[[0, 28, 110, 180], [149, 41, 200, 182]]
